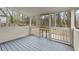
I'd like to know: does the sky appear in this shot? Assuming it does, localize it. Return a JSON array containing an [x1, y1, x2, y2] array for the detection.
[[0, 16, 6, 23]]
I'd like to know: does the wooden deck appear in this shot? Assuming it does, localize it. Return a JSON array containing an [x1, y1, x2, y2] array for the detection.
[[0, 36, 74, 51]]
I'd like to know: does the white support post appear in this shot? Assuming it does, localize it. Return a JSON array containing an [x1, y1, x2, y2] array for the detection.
[[49, 14, 52, 40], [38, 16, 41, 27], [35, 16, 38, 27], [29, 16, 32, 35], [37, 15, 41, 37], [55, 13, 57, 27], [71, 9, 75, 46], [71, 9, 75, 29]]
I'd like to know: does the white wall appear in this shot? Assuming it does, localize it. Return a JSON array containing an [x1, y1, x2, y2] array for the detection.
[[0, 26, 29, 43], [71, 9, 79, 51], [74, 29, 79, 50]]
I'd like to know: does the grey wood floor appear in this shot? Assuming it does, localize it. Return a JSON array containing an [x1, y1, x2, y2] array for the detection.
[[0, 36, 74, 51]]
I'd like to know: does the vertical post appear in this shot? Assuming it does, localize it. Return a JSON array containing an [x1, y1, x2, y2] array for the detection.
[[46, 30, 47, 38], [38, 15, 41, 37], [0, 19, 1, 27], [71, 9, 75, 46], [54, 14, 57, 39], [49, 14, 52, 40], [35, 16, 38, 27], [29, 16, 32, 35], [55, 13, 57, 27]]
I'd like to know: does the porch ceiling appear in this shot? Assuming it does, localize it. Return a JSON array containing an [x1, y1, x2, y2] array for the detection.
[[8, 7, 73, 16]]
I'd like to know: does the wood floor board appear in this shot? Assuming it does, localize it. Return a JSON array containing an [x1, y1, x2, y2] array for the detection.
[[0, 36, 74, 51]]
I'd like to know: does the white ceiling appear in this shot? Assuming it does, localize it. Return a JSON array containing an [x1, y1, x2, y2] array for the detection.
[[8, 7, 73, 16]]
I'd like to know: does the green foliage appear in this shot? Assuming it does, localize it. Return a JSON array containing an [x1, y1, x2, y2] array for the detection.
[[10, 16, 13, 23]]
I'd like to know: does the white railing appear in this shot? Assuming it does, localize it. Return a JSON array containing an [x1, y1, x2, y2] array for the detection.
[[51, 27, 71, 44], [39, 27, 72, 45]]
